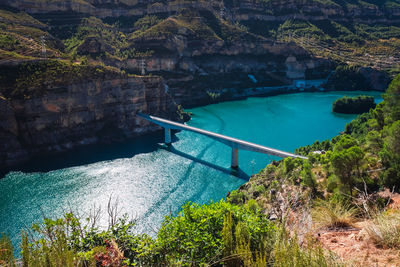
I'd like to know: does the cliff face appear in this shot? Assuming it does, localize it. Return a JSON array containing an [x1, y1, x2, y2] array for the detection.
[[0, 76, 177, 168], [115, 11, 332, 106]]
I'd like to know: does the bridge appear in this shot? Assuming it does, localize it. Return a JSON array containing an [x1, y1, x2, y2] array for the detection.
[[137, 113, 307, 169]]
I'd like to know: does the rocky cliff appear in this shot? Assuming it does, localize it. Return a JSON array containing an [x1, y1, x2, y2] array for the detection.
[[111, 9, 334, 105], [0, 76, 177, 168]]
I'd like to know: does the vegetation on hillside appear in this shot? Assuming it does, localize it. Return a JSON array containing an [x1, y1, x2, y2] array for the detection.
[[293, 73, 400, 191], [0, 60, 129, 99], [0, 9, 63, 59], [326, 65, 370, 90], [2, 0, 400, 75], [273, 18, 400, 71]]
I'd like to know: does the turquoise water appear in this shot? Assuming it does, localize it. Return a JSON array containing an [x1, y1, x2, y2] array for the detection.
[[0, 91, 382, 252]]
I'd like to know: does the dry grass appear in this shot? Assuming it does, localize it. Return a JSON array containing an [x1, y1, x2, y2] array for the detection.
[[272, 226, 343, 267], [365, 209, 400, 248], [0, 234, 14, 266], [311, 200, 358, 230]]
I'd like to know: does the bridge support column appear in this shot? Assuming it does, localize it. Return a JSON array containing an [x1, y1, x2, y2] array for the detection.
[[165, 128, 171, 144], [231, 148, 239, 169]]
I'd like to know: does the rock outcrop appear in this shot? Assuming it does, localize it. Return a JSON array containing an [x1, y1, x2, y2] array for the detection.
[[0, 76, 178, 169]]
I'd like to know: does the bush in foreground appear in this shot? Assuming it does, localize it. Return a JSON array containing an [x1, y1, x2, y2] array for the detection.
[[0, 199, 344, 267]]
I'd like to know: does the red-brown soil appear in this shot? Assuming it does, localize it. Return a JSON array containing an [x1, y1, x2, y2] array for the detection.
[[316, 192, 400, 266], [317, 228, 400, 266]]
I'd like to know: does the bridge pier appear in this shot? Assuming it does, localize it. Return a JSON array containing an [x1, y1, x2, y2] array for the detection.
[[231, 148, 239, 169], [165, 128, 171, 144]]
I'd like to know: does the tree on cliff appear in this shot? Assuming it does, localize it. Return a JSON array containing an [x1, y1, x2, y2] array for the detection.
[[384, 74, 400, 123], [380, 121, 400, 189], [331, 146, 364, 197]]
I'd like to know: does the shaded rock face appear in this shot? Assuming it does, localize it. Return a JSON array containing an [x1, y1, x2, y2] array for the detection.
[[359, 67, 391, 91], [0, 95, 28, 167], [0, 76, 177, 169]]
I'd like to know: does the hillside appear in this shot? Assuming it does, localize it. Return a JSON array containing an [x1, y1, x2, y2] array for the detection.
[[228, 74, 400, 266], [1, 0, 398, 107], [2, 0, 400, 72]]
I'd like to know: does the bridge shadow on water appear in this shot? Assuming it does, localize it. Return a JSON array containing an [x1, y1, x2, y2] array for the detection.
[[1, 131, 249, 180], [158, 144, 250, 181], [0, 132, 166, 178]]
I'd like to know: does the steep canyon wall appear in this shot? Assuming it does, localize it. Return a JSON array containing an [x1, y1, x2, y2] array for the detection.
[[0, 76, 177, 168]]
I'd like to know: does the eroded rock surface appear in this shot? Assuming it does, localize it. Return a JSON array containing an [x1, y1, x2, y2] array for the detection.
[[0, 76, 178, 168]]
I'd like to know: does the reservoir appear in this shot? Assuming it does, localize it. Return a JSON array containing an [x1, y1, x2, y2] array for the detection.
[[0, 91, 382, 251]]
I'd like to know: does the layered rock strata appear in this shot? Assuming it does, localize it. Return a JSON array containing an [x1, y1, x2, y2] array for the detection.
[[0, 76, 177, 168]]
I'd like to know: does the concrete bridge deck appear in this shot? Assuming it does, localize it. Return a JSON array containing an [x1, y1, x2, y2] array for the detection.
[[137, 112, 307, 168]]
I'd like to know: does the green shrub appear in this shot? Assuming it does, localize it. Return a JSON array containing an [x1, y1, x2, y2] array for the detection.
[[253, 184, 267, 197], [380, 121, 400, 189], [156, 200, 275, 266], [330, 145, 364, 196], [281, 157, 303, 176], [333, 135, 358, 152], [245, 199, 260, 213], [295, 140, 332, 156], [300, 160, 317, 193], [344, 112, 374, 137], [228, 190, 248, 204], [0, 34, 18, 50], [384, 74, 400, 123], [365, 130, 383, 152]]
